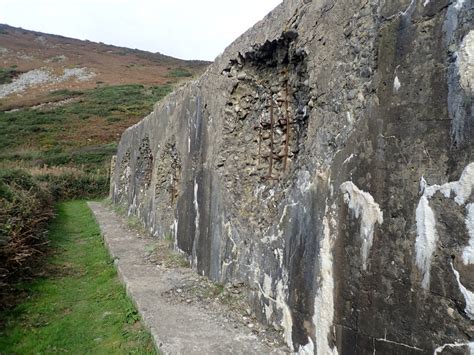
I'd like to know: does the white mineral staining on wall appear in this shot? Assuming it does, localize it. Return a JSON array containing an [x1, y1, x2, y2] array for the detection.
[[463, 204, 474, 265], [276, 280, 294, 350], [258, 272, 294, 349], [340, 182, 384, 270], [192, 179, 200, 267], [457, 31, 473, 93], [393, 76, 401, 91], [434, 341, 474, 354], [454, 0, 467, 10], [297, 170, 313, 194], [343, 153, 356, 165], [452, 163, 474, 205], [312, 215, 339, 355], [193, 179, 199, 232], [263, 277, 293, 350], [401, 0, 416, 16], [298, 338, 315, 355], [450, 263, 474, 320], [171, 218, 179, 250], [415, 196, 439, 290], [419, 162, 474, 205], [415, 163, 474, 289]]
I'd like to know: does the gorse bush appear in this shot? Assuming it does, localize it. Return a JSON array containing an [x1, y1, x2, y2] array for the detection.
[[167, 68, 192, 78], [35, 169, 109, 200], [0, 169, 53, 305], [0, 166, 110, 308], [0, 67, 20, 85]]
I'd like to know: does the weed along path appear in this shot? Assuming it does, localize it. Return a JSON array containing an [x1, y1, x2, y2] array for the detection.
[[88, 202, 286, 354], [0, 201, 155, 354]]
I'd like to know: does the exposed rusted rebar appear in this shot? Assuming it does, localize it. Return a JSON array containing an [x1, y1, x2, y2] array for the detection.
[[268, 98, 274, 179], [283, 81, 290, 172]]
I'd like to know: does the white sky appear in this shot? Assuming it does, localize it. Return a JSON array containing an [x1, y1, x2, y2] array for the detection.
[[0, 0, 282, 61]]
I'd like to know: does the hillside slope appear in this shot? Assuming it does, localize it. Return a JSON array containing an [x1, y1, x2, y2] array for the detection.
[[0, 24, 208, 109], [0, 24, 209, 176]]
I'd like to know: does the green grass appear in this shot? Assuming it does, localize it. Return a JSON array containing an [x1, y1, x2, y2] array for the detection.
[[59, 84, 172, 121], [0, 84, 172, 174], [0, 84, 172, 151], [167, 68, 192, 78], [0, 201, 156, 354], [0, 83, 174, 202]]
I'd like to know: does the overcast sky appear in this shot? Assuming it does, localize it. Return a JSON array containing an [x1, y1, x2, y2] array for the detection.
[[0, 0, 282, 61]]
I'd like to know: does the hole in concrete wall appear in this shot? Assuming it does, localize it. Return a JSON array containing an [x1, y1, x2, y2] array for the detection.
[[218, 33, 311, 220], [220, 35, 310, 181], [136, 137, 153, 190], [154, 141, 182, 205], [118, 148, 131, 201]]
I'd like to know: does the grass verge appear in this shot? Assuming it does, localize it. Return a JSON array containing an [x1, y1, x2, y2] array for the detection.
[[0, 201, 156, 354]]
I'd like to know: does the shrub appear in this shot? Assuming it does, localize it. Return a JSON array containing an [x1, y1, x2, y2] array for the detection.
[[167, 68, 192, 78], [0, 166, 110, 307], [0, 68, 21, 85], [0, 169, 54, 303], [48, 89, 84, 98], [35, 170, 108, 200]]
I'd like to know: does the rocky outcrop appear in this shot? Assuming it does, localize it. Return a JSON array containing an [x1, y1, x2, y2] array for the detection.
[[110, 0, 473, 353]]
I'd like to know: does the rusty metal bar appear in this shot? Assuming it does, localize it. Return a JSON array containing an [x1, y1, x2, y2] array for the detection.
[[283, 81, 290, 172], [268, 98, 274, 179]]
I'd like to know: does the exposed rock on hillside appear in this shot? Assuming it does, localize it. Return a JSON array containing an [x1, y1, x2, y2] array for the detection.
[[0, 24, 209, 109], [111, 0, 473, 353]]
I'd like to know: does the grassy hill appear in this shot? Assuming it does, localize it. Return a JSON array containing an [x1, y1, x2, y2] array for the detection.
[[0, 24, 209, 180]]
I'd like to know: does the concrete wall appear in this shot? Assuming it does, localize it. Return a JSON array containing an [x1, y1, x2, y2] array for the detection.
[[111, 0, 474, 353]]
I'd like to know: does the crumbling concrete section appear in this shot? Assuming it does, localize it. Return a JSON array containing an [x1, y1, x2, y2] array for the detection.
[[110, 0, 473, 353]]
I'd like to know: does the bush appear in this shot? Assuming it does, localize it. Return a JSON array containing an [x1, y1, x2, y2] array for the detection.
[[35, 171, 108, 200], [167, 68, 192, 78], [0, 167, 109, 307], [0, 68, 21, 85], [0, 169, 54, 303]]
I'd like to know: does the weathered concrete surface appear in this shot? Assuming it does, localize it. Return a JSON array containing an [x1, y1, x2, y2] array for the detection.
[[111, 0, 474, 353], [88, 202, 282, 354]]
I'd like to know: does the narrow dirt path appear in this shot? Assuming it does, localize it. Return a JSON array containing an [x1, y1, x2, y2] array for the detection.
[[88, 202, 285, 355]]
